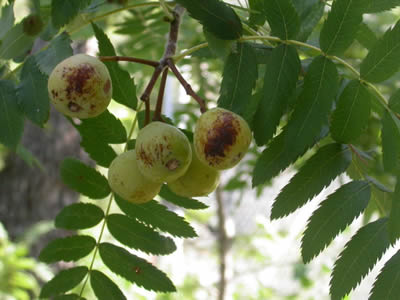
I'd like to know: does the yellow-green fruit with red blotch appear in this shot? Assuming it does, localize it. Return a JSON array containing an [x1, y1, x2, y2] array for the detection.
[[194, 107, 252, 170], [136, 121, 192, 183], [47, 54, 112, 119], [108, 150, 161, 204], [168, 144, 220, 197]]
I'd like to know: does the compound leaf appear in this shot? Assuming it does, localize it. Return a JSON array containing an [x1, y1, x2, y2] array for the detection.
[[292, 0, 325, 42], [159, 185, 208, 210], [60, 158, 110, 199], [51, 0, 91, 28], [107, 214, 176, 255], [330, 218, 391, 300], [99, 243, 176, 292], [90, 270, 127, 300], [271, 143, 352, 219], [55, 203, 104, 230], [356, 22, 378, 50], [301, 180, 371, 263]]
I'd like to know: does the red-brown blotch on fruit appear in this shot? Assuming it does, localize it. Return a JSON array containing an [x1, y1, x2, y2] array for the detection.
[[136, 121, 192, 183], [108, 150, 161, 204], [47, 54, 112, 119], [194, 107, 252, 170]]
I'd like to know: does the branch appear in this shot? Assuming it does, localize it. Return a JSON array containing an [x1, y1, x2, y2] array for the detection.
[[153, 68, 169, 122], [99, 55, 158, 67]]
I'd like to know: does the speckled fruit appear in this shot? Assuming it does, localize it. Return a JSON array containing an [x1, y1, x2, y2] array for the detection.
[[194, 108, 252, 170], [108, 150, 162, 204], [47, 54, 112, 119], [136, 122, 192, 183], [168, 144, 220, 197]]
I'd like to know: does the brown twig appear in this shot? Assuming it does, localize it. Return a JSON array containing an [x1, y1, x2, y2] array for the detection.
[[99, 55, 159, 67], [153, 68, 169, 122]]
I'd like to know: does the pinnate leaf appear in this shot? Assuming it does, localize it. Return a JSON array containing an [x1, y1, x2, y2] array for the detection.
[[90, 270, 127, 300], [115, 195, 196, 238], [176, 0, 242, 40], [159, 185, 208, 210], [248, 0, 266, 26], [60, 158, 110, 199], [319, 0, 364, 56], [301, 180, 371, 263], [39, 235, 96, 263], [55, 203, 104, 230], [0, 3, 14, 40], [0, 22, 34, 60], [356, 22, 378, 50], [99, 243, 176, 292], [363, 1, 400, 13], [0, 80, 24, 149], [107, 214, 176, 255], [389, 174, 400, 243], [360, 19, 400, 83], [263, 0, 300, 40], [253, 44, 300, 145], [218, 42, 257, 121], [40, 266, 88, 298], [330, 218, 391, 300], [92, 23, 137, 109], [330, 80, 372, 143], [292, 0, 325, 42], [51, 0, 91, 28], [271, 143, 351, 219], [369, 249, 400, 300], [80, 138, 117, 168]]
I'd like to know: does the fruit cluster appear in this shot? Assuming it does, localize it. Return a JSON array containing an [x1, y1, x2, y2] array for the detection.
[[48, 54, 252, 204]]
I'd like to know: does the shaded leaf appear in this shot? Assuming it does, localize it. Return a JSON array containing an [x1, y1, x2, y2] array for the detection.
[[107, 214, 176, 255], [17, 56, 49, 125], [248, 0, 266, 26], [0, 3, 15, 40], [99, 243, 176, 292], [301, 180, 371, 263], [218, 42, 257, 121], [175, 0, 243, 40], [292, 0, 325, 42], [114, 195, 196, 238], [253, 44, 300, 145], [360, 20, 400, 83], [39, 235, 96, 263], [55, 203, 104, 230], [80, 138, 117, 168], [263, 0, 300, 40], [90, 270, 126, 300], [92, 23, 137, 109], [330, 80, 372, 143], [363, 1, 400, 13], [369, 249, 400, 300], [203, 30, 233, 60], [271, 143, 352, 219], [0, 22, 34, 60], [320, 0, 364, 56], [54, 294, 85, 300], [40, 266, 88, 298], [60, 158, 111, 199], [51, 0, 91, 28], [330, 218, 391, 300], [389, 174, 400, 243], [356, 22, 378, 50], [0, 80, 24, 149], [159, 185, 208, 210]]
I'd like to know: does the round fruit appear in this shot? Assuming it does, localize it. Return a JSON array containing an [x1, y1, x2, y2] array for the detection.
[[194, 107, 252, 170], [108, 150, 162, 204], [168, 144, 220, 197], [47, 54, 112, 119], [136, 121, 192, 183]]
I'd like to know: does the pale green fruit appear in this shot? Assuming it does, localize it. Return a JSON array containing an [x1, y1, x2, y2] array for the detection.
[[168, 144, 220, 197], [194, 107, 252, 170], [48, 54, 112, 119], [136, 121, 192, 183], [108, 150, 161, 204]]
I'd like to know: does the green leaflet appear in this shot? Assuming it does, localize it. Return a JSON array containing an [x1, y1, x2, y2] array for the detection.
[[292, 0, 325, 42], [54, 294, 85, 300], [0, 22, 34, 60], [356, 22, 378, 50], [329, 218, 391, 300], [39, 235, 96, 263], [17, 56, 50, 126], [159, 185, 208, 210], [301, 180, 371, 263], [0, 3, 14, 40], [40, 266, 88, 298], [248, 0, 266, 26], [363, 1, 400, 13], [389, 174, 400, 243], [283, 56, 339, 157], [203, 30, 233, 60], [319, 0, 365, 56], [217, 42, 258, 122], [330, 80, 372, 143], [175, 0, 242, 40], [90, 270, 127, 300], [253, 44, 300, 145], [55, 203, 104, 230], [51, 0, 91, 28], [263, 0, 300, 40], [60, 158, 111, 199], [80, 138, 117, 168], [106, 214, 176, 255], [92, 23, 137, 110], [271, 143, 352, 219], [99, 243, 176, 292], [114, 195, 197, 238], [360, 19, 400, 83], [0, 80, 24, 149], [369, 249, 400, 300]]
